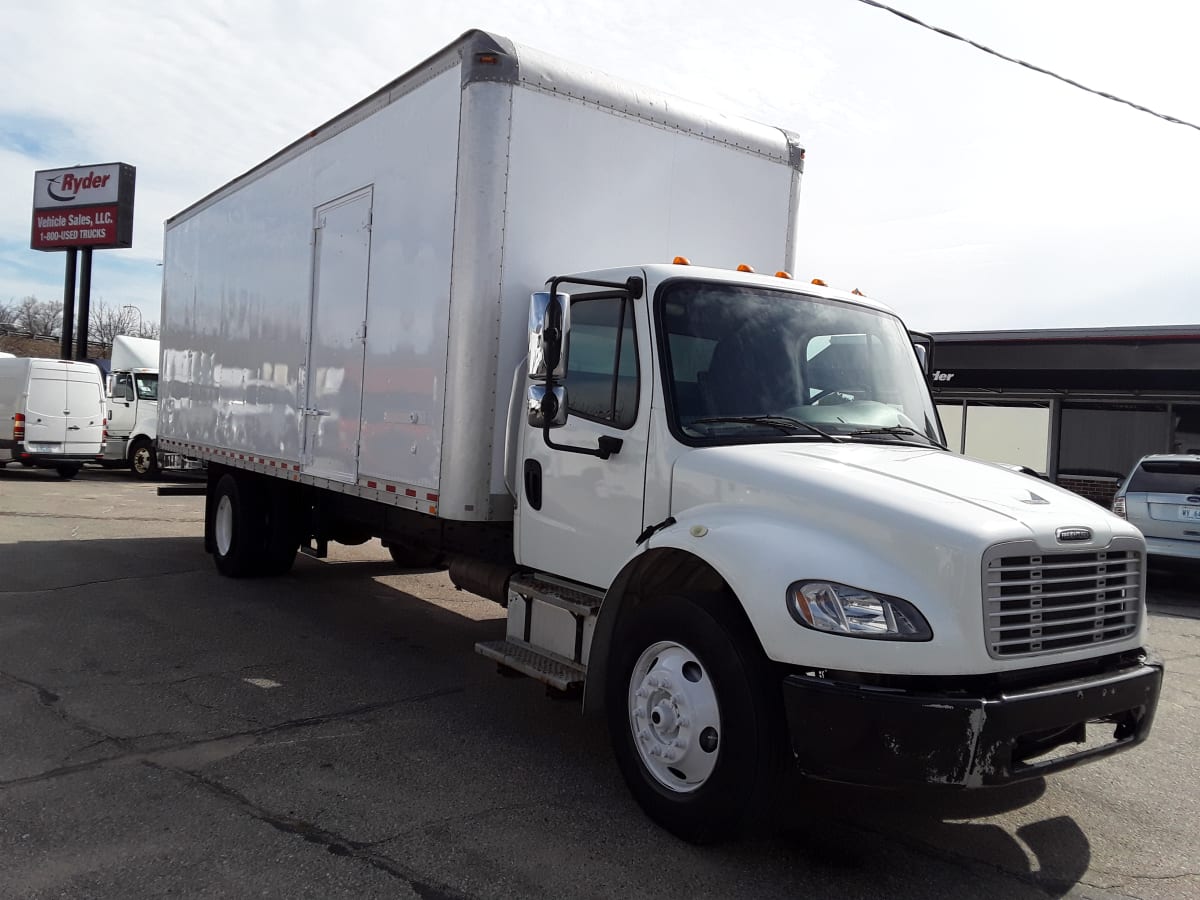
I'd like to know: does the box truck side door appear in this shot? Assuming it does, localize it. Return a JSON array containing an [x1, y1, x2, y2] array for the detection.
[[518, 294, 650, 589], [302, 187, 373, 483], [64, 371, 105, 455]]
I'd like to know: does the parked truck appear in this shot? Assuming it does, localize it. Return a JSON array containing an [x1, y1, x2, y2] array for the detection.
[[158, 30, 1162, 842], [104, 334, 161, 478], [0, 356, 106, 478]]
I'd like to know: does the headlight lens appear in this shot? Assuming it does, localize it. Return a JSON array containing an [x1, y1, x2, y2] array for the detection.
[[786, 581, 932, 641]]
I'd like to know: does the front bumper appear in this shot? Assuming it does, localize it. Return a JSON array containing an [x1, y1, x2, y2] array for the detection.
[[782, 654, 1163, 787]]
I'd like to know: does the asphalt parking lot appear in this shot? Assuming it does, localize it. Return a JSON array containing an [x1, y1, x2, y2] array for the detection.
[[1, 468, 1197, 900]]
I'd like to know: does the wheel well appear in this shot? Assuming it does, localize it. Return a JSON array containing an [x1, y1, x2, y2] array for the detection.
[[583, 548, 763, 716]]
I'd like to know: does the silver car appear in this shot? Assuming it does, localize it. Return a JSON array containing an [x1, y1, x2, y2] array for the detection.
[[1113, 454, 1200, 562]]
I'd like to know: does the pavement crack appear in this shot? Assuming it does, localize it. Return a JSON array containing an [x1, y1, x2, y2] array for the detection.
[[0, 567, 211, 595], [147, 761, 472, 899], [0, 670, 130, 751], [0, 683, 465, 791]]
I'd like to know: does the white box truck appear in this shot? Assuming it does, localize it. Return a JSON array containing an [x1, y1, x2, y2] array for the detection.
[[0, 356, 106, 478], [104, 335, 161, 477], [159, 30, 1162, 842]]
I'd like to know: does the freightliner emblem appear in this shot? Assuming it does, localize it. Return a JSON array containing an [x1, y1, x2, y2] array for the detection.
[[1056, 527, 1092, 543]]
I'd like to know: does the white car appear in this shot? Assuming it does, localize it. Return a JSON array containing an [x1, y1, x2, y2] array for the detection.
[[1113, 454, 1200, 562]]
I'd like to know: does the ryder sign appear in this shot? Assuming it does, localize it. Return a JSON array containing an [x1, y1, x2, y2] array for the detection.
[[31, 162, 135, 250]]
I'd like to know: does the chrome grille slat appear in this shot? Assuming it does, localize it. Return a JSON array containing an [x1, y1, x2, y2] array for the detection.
[[986, 571, 1137, 589], [990, 611, 1138, 634], [983, 539, 1144, 659], [989, 596, 1136, 617], [985, 580, 1139, 604]]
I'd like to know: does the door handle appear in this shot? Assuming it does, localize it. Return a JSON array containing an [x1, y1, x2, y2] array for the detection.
[[523, 459, 543, 511], [67, 425, 81, 431]]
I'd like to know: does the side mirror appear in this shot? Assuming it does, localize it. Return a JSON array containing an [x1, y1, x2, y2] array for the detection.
[[527, 291, 571, 381], [106, 375, 115, 396], [527, 384, 568, 428], [125, 383, 135, 402], [908, 331, 934, 375]]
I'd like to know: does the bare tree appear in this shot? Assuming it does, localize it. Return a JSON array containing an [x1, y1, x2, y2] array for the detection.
[[0, 299, 16, 328], [87, 299, 159, 346], [14, 296, 62, 337]]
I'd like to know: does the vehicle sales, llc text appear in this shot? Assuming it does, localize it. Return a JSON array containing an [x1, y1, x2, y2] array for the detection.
[[35, 210, 114, 243]]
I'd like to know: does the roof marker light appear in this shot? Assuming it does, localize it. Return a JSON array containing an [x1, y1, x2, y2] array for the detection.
[[775, 271, 793, 279], [851, 288, 866, 296], [811, 278, 827, 286], [672, 256, 691, 265], [736, 264, 755, 273]]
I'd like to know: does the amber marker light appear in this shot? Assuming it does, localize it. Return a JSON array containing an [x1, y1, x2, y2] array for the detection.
[[736, 264, 755, 273], [775, 271, 793, 279], [851, 288, 866, 296], [672, 256, 691, 265], [477, 54, 500, 65], [811, 278, 827, 286]]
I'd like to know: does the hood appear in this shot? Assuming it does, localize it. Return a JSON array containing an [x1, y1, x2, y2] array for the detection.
[[670, 442, 1134, 553]]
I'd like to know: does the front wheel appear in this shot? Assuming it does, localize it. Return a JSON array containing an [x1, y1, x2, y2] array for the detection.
[[605, 592, 786, 843], [129, 438, 159, 480]]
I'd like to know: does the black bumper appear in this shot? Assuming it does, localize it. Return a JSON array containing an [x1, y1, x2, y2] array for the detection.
[[782, 655, 1163, 787]]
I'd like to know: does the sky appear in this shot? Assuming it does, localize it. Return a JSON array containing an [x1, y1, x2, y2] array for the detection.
[[1, 0, 1198, 333]]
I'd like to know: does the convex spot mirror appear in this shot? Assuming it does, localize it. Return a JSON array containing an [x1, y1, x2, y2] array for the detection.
[[527, 384, 568, 429], [527, 291, 571, 380]]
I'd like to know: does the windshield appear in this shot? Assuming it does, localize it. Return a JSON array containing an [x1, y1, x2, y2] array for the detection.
[[658, 281, 944, 447], [135, 373, 158, 401]]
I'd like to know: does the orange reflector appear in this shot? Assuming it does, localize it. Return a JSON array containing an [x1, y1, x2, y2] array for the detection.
[[736, 264, 755, 273], [477, 54, 499, 65], [672, 256, 691, 265], [775, 271, 793, 279], [13, 412, 25, 441], [851, 288, 865, 296], [811, 278, 827, 286]]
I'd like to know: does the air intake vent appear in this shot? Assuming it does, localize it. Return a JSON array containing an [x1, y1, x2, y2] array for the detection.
[[983, 539, 1143, 659]]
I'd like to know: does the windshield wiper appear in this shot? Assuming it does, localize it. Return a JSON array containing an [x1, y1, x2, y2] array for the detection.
[[845, 426, 945, 448], [689, 415, 844, 443]]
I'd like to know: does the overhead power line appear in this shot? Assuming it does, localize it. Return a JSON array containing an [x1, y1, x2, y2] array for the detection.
[[854, 0, 1200, 133]]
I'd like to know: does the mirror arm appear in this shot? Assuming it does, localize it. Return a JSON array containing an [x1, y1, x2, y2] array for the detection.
[[542, 427, 622, 459]]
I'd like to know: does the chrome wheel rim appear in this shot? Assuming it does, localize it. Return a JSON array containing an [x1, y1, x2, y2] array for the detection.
[[215, 494, 234, 556]]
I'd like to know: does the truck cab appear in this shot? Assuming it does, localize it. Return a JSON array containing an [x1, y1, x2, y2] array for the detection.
[[486, 262, 1162, 841], [104, 335, 160, 478]]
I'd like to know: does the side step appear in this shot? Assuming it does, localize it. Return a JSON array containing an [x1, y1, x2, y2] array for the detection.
[[508, 574, 602, 616], [475, 639, 586, 692]]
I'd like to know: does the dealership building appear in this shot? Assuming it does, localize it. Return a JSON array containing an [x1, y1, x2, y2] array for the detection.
[[929, 325, 1200, 507]]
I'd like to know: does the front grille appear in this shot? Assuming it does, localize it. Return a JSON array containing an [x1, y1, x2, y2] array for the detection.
[[983, 539, 1143, 659]]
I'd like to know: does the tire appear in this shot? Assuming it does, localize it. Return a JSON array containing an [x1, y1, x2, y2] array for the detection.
[[129, 438, 159, 480], [260, 484, 300, 576], [55, 464, 81, 479], [605, 592, 786, 844], [386, 540, 444, 570], [211, 473, 265, 577]]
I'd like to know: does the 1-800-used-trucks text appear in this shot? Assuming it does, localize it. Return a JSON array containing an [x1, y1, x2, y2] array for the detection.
[[157, 31, 1162, 842]]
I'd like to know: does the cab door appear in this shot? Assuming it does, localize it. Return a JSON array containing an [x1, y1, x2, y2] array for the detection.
[[517, 293, 650, 589]]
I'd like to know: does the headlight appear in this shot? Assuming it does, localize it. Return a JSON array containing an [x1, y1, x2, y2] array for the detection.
[[786, 581, 932, 641]]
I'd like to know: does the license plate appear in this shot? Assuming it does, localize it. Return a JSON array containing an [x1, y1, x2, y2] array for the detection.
[[1181, 506, 1200, 521]]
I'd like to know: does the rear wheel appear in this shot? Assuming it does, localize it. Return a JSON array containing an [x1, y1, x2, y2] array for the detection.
[[55, 464, 81, 479], [211, 473, 264, 577], [385, 540, 444, 570], [606, 592, 786, 844], [129, 438, 159, 480]]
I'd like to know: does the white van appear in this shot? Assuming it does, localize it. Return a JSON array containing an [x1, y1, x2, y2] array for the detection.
[[0, 357, 106, 479]]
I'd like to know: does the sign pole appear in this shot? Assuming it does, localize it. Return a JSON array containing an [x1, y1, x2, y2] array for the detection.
[[75, 248, 93, 361], [61, 248, 78, 360]]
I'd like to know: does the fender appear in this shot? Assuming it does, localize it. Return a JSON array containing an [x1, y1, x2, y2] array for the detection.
[[585, 502, 984, 713]]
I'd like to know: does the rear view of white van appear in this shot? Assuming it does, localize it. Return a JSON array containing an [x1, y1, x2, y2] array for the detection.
[[0, 357, 106, 479]]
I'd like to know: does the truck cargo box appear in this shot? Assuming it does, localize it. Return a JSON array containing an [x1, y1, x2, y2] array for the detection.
[[159, 30, 804, 522]]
